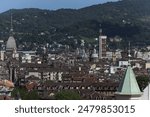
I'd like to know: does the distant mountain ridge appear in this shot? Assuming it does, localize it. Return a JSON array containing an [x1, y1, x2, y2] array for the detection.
[[0, 0, 150, 48]]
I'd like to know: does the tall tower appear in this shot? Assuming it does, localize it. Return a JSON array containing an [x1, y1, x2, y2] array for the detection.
[[6, 13, 17, 53], [99, 29, 107, 59]]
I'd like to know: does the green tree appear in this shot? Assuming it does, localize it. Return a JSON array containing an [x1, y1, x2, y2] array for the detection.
[[11, 87, 27, 99], [24, 90, 40, 100], [12, 87, 40, 100], [55, 90, 81, 100], [136, 76, 149, 91]]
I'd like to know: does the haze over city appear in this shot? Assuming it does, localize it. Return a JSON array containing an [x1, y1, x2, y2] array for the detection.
[[0, 0, 118, 13]]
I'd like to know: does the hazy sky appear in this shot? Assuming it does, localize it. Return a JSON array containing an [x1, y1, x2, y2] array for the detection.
[[0, 0, 118, 13]]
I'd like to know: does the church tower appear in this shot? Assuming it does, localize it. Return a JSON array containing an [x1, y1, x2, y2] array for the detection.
[[99, 29, 107, 59]]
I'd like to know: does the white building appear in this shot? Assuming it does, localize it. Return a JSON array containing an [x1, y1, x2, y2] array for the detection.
[[119, 61, 129, 67], [140, 83, 150, 100]]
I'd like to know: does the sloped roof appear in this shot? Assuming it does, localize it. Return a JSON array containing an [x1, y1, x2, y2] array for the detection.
[[116, 65, 142, 95], [0, 80, 14, 88]]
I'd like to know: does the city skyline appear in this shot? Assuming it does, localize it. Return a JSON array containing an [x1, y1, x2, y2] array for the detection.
[[0, 0, 118, 13]]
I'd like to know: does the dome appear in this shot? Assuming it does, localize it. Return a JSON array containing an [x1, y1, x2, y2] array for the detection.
[[6, 36, 17, 51]]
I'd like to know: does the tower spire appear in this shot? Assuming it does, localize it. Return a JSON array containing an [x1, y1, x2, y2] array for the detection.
[[128, 41, 131, 66], [10, 13, 14, 35], [99, 24, 102, 36]]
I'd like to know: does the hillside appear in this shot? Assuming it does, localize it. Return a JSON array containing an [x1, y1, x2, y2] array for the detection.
[[0, 0, 150, 48]]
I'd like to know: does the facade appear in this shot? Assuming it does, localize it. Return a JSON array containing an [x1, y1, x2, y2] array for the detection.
[[0, 51, 5, 61], [99, 35, 107, 59], [145, 62, 150, 69]]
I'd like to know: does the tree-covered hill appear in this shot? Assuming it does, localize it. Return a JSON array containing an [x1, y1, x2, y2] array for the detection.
[[0, 0, 150, 48]]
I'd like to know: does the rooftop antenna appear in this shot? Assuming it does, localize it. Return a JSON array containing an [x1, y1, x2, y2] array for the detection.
[[128, 41, 131, 66]]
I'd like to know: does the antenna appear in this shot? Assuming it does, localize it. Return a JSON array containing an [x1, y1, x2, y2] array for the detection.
[[128, 41, 131, 66], [11, 13, 13, 29]]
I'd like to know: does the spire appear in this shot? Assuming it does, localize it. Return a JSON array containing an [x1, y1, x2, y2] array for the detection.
[[128, 41, 131, 66], [99, 24, 103, 35], [99, 28, 102, 35], [10, 13, 14, 35]]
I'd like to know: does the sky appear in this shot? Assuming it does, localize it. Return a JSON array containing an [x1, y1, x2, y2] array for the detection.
[[0, 0, 118, 13]]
